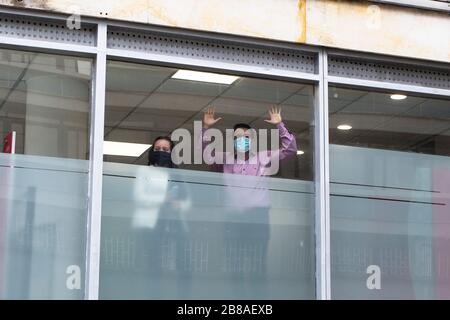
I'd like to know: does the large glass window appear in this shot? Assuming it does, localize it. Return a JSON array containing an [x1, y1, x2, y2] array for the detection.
[[0, 48, 92, 299], [329, 86, 450, 299], [100, 61, 315, 299]]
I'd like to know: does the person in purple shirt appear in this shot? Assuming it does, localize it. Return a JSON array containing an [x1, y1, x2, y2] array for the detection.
[[201, 106, 298, 298], [201, 106, 298, 209], [202, 106, 297, 177]]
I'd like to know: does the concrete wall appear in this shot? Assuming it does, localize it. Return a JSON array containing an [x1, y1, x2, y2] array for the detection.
[[0, 0, 449, 63]]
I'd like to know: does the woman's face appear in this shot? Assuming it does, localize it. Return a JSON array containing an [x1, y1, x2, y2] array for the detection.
[[153, 139, 171, 153]]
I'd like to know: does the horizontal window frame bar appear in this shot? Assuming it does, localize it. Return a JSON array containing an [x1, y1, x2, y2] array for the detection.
[[0, 36, 98, 56], [327, 49, 450, 72], [327, 75, 450, 98], [106, 48, 321, 83], [105, 20, 321, 55]]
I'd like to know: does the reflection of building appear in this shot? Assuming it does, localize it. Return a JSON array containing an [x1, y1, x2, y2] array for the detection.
[[102, 235, 136, 271], [0, 1, 449, 299], [184, 239, 209, 273], [100, 220, 312, 276]]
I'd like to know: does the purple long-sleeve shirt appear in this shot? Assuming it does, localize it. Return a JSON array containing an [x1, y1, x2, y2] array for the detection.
[[202, 122, 297, 175], [201, 122, 297, 210]]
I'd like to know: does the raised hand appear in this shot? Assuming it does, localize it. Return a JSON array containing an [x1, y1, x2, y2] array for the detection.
[[264, 106, 282, 125], [203, 106, 222, 128]]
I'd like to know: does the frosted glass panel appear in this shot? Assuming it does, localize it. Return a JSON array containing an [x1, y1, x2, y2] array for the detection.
[[330, 87, 450, 299], [99, 162, 314, 299], [331, 145, 450, 299], [0, 48, 91, 299], [0, 153, 88, 299], [101, 61, 315, 299]]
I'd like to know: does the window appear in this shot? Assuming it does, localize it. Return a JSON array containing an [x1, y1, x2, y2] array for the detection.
[[0, 48, 92, 298], [329, 86, 450, 299], [99, 61, 315, 299]]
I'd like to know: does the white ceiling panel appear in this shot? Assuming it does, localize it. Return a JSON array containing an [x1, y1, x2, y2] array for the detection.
[[104, 126, 168, 144], [121, 112, 187, 131], [250, 118, 309, 134], [406, 99, 450, 119], [211, 97, 270, 117], [105, 91, 147, 108], [329, 113, 395, 130], [280, 104, 312, 122], [104, 107, 130, 127], [222, 78, 302, 103], [375, 117, 450, 136], [283, 93, 313, 106], [106, 61, 173, 93], [157, 78, 229, 97], [140, 92, 212, 113], [339, 93, 425, 115], [330, 87, 367, 101]]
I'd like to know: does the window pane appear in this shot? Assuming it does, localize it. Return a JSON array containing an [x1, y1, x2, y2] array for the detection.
[[100, 61, 315, 299], [0, 48, 91, 299], [329, 86, 450, 299]]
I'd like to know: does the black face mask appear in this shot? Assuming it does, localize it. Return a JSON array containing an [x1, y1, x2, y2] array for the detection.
[[151, 151, 173, 168]]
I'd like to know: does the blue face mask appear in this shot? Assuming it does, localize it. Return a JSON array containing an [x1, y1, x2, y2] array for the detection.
[[234, 136, 251, 153]]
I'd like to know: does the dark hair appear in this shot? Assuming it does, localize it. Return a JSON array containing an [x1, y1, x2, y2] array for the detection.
[[148, 136, 175, 166], [233, 123, 251, 131]]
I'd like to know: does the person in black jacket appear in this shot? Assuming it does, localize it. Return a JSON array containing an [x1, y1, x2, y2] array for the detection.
[[148, 136, 176, 168], [142, 136, 192, 298]]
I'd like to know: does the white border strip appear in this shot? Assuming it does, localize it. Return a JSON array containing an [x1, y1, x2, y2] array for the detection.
[[327, 76, 450, 98], [0, 36, 97, 55]]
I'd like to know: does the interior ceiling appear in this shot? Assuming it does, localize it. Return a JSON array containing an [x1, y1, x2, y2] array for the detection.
[[103, 61, 450, 165], [104, 61, 314, 165], [329, 87, 450, 153], [0, 52, 91, 155], [0, 55, 448, 176], [1, 56, 449, 161]]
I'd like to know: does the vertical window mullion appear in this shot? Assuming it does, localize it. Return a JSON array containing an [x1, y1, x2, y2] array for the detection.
[[314, 49, 331, 300], [85, 22, 107, 300]]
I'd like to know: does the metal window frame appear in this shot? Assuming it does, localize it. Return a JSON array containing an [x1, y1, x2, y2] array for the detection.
[[102, 20, 327, 301], [326, 49, 450, 98], [104, 21, 320, 83], [85, 21, 107, 301], [0, 8, 325, 300], [0, 6, 449, 300], [314, 49, 331, 300]]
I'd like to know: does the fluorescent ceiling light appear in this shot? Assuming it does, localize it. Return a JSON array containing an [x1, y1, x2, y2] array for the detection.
[[297, 150, 305, 155], [337, 124, 352, 130], [103, 141, 151, 157], [171, 69, 239, 84], [390, 94, 407, 100]]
